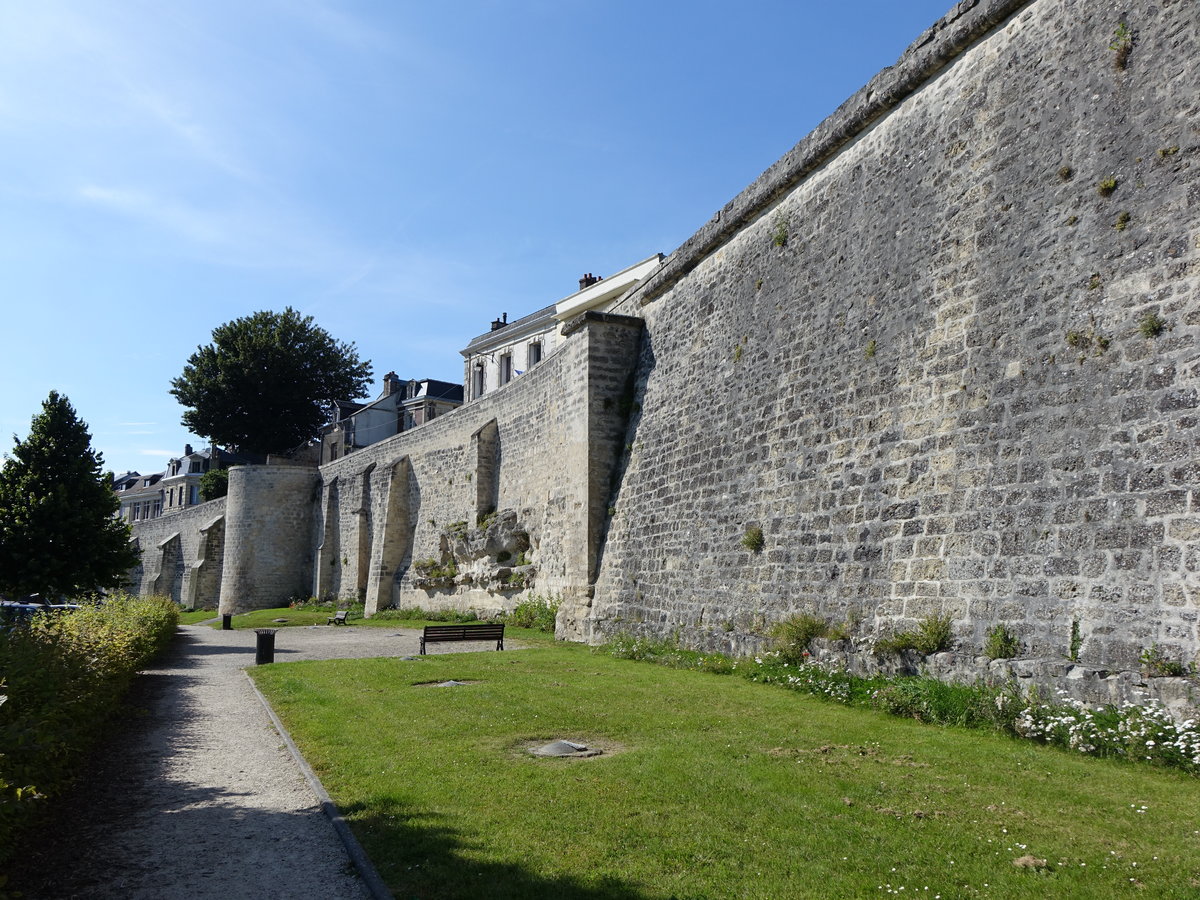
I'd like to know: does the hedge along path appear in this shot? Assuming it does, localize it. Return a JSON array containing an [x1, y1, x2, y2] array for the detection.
[[7, 623, 483, 899]]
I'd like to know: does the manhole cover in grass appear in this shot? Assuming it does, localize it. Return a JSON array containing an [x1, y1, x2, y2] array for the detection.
[[529, 740, 603, 758]]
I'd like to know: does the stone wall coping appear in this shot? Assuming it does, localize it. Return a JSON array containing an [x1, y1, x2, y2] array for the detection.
[[559, 309, 649, 338], [199, 514, 224, 533], [632, 0, 1031, 308], [156, 532, 180, 550]]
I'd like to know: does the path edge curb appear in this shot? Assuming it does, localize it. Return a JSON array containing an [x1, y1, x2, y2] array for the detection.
[[244, 670, 393, 900]]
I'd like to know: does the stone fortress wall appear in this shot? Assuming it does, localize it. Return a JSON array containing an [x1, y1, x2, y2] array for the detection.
[[309, 312, 643, 623], [596, 0, 1200, 699], [127, 497, 226, 610], [130, 0, 1199, 706]]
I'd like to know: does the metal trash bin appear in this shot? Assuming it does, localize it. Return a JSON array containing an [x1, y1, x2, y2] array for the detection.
[[255, 629, 277, 665], [222, 614, 232, 631]]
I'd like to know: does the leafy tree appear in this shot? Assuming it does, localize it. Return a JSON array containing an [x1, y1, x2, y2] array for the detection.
[[0, 392, 139, 599], [199, 466, 229, 502], [170, 308, 372, 456]]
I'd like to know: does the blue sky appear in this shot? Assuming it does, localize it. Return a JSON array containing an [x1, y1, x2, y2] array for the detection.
[[0, 0, 953, 477]]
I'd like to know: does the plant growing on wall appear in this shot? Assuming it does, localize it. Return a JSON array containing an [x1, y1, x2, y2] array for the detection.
[[772, 216, 789, 248], [1096, 176, 1118, 197], [984, 624, 1021, 660], [741, 526, 764, 554], [1109, 22, 1133, 70], [1139, 644, 1189, 677], [1139, 312, 1166, 338], [770, 612, 830, 663], [874, 614, 953, 656]]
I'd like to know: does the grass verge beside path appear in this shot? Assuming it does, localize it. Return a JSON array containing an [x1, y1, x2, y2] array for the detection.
[[253, 643, 1200, 899], [178, 608, 218, 625]]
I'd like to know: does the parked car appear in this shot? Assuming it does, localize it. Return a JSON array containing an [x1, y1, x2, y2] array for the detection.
[[0, 600, 44, 627]]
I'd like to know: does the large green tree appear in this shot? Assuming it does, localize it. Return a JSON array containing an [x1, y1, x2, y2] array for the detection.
[[0, 391, 139, 599], [170, 307, 373, 456]]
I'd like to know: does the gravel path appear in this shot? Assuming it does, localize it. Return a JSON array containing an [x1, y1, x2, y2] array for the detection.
[[10, 623, 503, 899]]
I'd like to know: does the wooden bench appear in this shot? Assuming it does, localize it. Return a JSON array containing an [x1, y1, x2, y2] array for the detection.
[[327, 610, 349, 625], [420, 623, 505, 655]]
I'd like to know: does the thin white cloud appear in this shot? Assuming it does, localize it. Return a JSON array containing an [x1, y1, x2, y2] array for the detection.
[[139, 449, 177, 458], [122, 85, 258, 183], [118, 421, 157, 426], [78, 185, 224, 244]]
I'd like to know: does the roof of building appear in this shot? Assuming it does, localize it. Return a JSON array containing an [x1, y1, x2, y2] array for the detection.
[[461, 303, 558, 355]]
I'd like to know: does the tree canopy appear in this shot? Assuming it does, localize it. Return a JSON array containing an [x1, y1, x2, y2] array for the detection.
[[170, 308, 373, 456], [0, 391, 140, 599]]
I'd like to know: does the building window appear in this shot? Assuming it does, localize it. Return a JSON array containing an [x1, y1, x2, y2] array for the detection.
[[472, 365, 485, 399], [529, 341, 542, 367], [427, 404, 437, 421], [190, 485, 200, 505], [499, 353, 513, 385]]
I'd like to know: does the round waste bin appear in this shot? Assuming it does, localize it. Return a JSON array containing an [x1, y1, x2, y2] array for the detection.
[[221, 614, 232, 631], [255, 629, 277, 665]]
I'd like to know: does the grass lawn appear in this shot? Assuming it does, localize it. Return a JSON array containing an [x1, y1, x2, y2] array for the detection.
[[207, 607, 351, 629], [177, 608, 219, 625], [252, 644, 1200, 899]]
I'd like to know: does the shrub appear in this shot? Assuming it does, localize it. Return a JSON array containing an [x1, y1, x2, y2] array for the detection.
[[875, 613, 953, 656], [604, 634, 736, 675], [199, 467, 229, 501], [0, 594, 178, 865], [503, 594, 560, 633], [770, 613, 829, 664], [376, 606, 481, 624]]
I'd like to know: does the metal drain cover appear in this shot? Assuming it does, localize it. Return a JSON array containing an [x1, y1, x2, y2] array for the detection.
[[530, 740, 603, 758]]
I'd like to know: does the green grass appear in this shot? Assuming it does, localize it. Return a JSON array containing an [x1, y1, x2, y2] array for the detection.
[[206, 607, 349, 629], [178, 608, 218, 625], [252, 645, 1200, 899]]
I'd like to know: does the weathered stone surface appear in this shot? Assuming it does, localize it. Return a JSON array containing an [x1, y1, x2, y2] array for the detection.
[[595, 0, 1200, 681]]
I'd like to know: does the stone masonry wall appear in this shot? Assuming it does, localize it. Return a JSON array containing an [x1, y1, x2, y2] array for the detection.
[[218, 465, 319, 614], [128, 497, 226, 609], [315, 313, 644, 619], [593, 0, 1200, 694]]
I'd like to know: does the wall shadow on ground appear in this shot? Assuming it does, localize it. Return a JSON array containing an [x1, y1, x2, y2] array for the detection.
[[339, 799, 654, 900]]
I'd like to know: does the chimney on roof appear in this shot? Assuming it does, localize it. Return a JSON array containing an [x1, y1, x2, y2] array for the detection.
[[490, 312, 509, 332], [579, 273, 601, 290], [382, 371, 400, 396], [184, 443, 193, 456]]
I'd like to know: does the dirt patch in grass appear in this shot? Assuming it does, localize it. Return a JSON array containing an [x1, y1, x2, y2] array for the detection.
[[510, 736, 628, 760]]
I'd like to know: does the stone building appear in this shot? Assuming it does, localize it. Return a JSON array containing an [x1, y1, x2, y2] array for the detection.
[[319, 373, 463, 464], [461, 254, 664, 402], [115, 444, 243, 523]]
